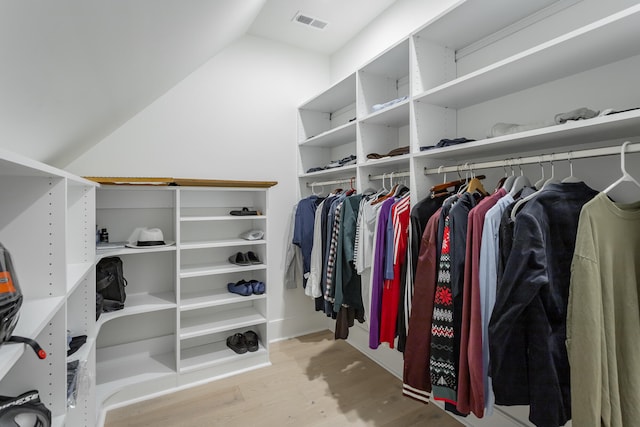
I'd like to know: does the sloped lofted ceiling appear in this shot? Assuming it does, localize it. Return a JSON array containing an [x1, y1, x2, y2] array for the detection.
[[0, 0, 395, 168]]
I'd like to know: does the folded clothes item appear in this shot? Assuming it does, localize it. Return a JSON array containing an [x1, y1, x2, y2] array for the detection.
[[489, 120, 554, 137], [367, 146, 410, 159], [554, 107, 599, 124], [420, 137, 475, 151], [309, 154, 356, 172], [372, 95, 408, 112]]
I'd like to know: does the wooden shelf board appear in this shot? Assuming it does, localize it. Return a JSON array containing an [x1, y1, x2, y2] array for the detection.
[[180, 262, 266, 279], [180, 307, 266, 339], [361, 100, 410, 127], [180, 238, 266, 250], [414, 109, 640, 161], [181, 289, 266, 312], [416, 5, 640, 108], [298, 121, 357, 148], [66, 262, 93, 295], [180, 340, 267, 373], [180, 215, 266, 222]]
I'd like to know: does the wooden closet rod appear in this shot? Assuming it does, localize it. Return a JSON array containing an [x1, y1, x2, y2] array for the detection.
[[424, 142, 640, 175]]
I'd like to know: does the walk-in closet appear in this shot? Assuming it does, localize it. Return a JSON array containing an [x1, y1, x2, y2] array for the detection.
[[0, 0, 638, 426]]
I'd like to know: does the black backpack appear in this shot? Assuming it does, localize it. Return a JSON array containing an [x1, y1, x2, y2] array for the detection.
[[96, 257, 127, 313]]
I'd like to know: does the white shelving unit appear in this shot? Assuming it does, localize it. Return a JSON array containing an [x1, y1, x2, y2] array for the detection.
[[0, 148, 97, 427], [92, 183, 274, 424], [297, 1, 640, 426]]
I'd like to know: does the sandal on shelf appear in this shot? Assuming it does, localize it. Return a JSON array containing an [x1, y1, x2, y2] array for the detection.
[[228, 252, 250, 266], [227, 280, 252, 296], [244, 330, 259, 352], [226, 333, 248, 354], [230, 207, 260, 216]]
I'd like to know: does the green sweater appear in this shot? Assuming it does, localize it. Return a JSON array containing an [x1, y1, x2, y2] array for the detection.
[[567, 192, 640, 427]]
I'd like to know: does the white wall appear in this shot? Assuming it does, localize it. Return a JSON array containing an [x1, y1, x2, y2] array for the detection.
[[329, 0, 458, 83], [66, 34, 332, 341]]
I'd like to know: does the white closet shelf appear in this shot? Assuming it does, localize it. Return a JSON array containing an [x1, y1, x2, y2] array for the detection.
[[414, 109, 640, 161], [360, 100, 410, 127], [180, 262, 266, 279], [180, 215, 266, 222], [52, 415, 65, 427], [180, 238, 266, 250], [299, 73, 356, 112], [96, 245, 176, 260], [180, 340, 268, 373], [299, 164, 357, 179], [416, 0, 559, 50], [13, 296, 64, 338], [180, 307, 266, 340], [298, 121, 356, 148], [415, 4, 640, 109], [0, 346, 23, 380], [96, 292, 176, 329], [66, 262, 93, 295], [96, 351, 175, 406], [360, 38, 409, 78], [361, 155, 411, 169], [181, 289, 266, 312]]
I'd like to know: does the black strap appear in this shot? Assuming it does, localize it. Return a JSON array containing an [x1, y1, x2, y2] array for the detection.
[[6, 336, 46, 360]]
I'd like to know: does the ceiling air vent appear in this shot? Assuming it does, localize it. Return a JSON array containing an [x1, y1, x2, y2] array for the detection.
[[293, 12, 328, 30]]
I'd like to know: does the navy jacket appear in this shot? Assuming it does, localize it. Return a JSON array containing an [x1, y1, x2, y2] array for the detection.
[[489, 182, 597, 427]]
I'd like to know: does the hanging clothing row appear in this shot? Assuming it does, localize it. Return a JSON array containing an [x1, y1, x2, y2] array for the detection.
[[289, 174, 416, 341], [403, 142, 640, 427]]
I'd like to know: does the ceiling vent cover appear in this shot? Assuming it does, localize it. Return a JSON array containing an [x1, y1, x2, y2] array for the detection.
[[293, 12, 328, 30]]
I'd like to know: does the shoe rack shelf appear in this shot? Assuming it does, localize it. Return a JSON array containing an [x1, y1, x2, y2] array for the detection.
[[296, 1, 640, 427], [180, 288, 266, 311], [91, 184, 273, 425]]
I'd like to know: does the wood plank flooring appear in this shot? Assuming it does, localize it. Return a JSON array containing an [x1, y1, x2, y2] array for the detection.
[[105, 330, 463, 427]]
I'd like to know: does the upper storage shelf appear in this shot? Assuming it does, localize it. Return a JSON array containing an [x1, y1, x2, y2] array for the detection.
[[298, 73, 357, 143], [414, 3, 640, 109]]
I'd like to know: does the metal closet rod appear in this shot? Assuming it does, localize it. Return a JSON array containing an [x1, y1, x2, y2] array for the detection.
[[306, 177, 355, 187], [368, 171, 411, 180], [423, 142, 640, 175]]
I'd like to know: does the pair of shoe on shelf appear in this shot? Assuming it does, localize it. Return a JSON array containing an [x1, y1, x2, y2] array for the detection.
[[228, 251, 261, 266], [226, 330, 259, 354], [227, 279, 265, 296]]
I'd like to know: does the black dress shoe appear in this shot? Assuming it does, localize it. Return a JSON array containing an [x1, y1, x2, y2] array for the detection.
[[226, 333, 248, 354]]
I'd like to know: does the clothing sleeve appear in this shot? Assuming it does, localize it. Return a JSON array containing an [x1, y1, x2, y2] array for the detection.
[[489, 211, 546, 404], [567, 213, 605, 427], [403, 210, 440, 403], [306, 202, 325, 298]]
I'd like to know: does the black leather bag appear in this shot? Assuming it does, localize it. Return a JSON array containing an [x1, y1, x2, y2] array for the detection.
[[96, 257, 127, 311]]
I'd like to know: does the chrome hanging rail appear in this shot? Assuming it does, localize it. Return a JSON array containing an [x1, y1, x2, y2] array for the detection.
[[423, 142, 640, 175]]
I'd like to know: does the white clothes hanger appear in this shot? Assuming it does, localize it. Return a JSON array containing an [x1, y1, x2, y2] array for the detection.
[[534, 158, 546, 190], [509, 158, 532, 197], [542, 155, 560, 188], [311, 183, 324, 196], [603, 141, 640, 194], [562, 151, 581, 183], [502, 159, 516, 192]]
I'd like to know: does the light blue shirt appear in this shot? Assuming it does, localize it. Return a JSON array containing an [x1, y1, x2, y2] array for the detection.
[[478, 193, 513, 416]]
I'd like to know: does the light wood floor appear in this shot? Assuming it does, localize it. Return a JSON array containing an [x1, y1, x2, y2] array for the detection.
[[105, 330, 463, 427]]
